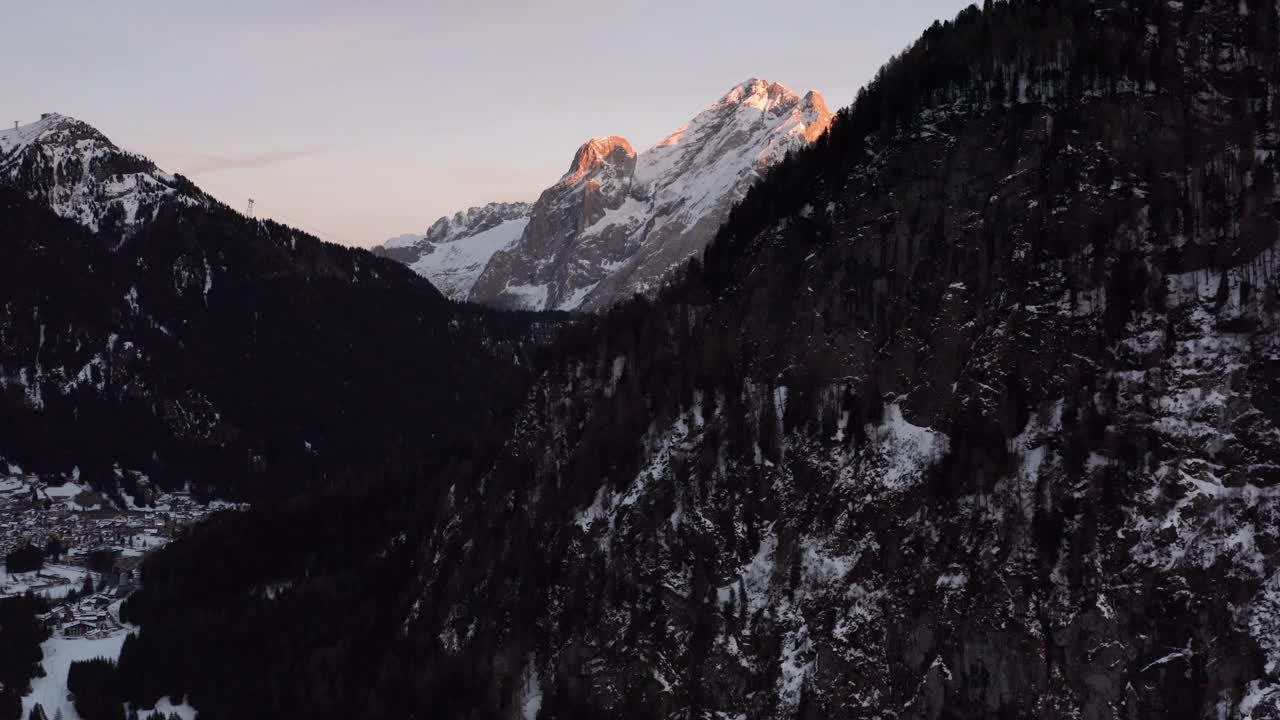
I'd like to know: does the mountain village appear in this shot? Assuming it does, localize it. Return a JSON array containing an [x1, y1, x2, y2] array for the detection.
[[0, 470, 242, 640]]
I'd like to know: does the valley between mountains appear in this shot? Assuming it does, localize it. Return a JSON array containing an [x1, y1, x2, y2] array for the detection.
[[5, 1, 1280, 719]]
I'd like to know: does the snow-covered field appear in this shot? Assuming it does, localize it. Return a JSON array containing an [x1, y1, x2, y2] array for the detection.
[[22, 633, 127, 720], [0, 563, 90, 599], [21, 624, 199, 720]]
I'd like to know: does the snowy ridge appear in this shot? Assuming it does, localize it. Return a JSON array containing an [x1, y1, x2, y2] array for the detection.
[[470, 79, 832, 311], [0, 113, 204, 231], [372, 201, 531, 300], [383, 232, 426, 250], [409, 217, 529, 299]]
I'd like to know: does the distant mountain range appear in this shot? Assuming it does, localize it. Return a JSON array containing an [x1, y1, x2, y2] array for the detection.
[[373, 79, 832, 311]]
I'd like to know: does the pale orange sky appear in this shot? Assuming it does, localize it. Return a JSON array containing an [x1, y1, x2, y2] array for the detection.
[[2, 1, 974, 247]]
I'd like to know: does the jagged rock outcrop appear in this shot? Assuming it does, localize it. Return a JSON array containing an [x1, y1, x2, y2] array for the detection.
[[372, 201, 532, 299]]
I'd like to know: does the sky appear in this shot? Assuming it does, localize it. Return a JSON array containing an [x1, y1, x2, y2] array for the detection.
[[1, 1, 974, 247]]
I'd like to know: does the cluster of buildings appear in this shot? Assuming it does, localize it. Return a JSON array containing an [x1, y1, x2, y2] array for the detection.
[[0, 474, 243, 638], [37, 593, 123, 638]]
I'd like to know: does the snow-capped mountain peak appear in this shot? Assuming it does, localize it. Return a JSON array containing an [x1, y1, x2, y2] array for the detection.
[[1, 113, 84, 153], [716, 77, 805, 112], [470, 78, 831, 311], [0, 113, 202, 231], [378, 79, 831, 311], [562, 136, 636, 186]]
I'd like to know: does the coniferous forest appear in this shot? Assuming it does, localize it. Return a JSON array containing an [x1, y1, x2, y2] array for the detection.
[[0, 186, 558, 501], [7, 0, 1280, 718]]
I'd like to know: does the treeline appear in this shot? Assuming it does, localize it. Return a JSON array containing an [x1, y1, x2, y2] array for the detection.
[[0, 595, 51, 720], [67, 658, 121, 720]]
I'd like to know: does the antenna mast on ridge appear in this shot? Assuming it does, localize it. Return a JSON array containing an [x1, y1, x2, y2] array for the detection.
[[247, 198, 255, 218]]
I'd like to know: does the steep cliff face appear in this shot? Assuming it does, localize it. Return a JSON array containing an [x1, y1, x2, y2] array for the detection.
[[372, 202, 532, 299]]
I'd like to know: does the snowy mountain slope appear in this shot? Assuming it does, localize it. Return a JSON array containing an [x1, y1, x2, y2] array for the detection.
[[409, 217, 529, 299], [469, 80, 832, 311], [371, 202, 531, 299], [382, 232, 426, 249], [0, 113, 204, 231]]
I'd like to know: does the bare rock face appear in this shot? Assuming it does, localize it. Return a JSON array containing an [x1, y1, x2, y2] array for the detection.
[[372, 201, 532, 300]]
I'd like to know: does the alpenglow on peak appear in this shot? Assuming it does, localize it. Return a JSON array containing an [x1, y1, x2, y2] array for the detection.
[[563, 136, 637, 186], [377, 78, 831, 312]]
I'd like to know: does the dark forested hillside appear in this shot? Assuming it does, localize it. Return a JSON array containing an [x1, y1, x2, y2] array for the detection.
[[0, 595, 50, 720], [108, 0, 1280, 718], [0, 185, 557, 500]]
